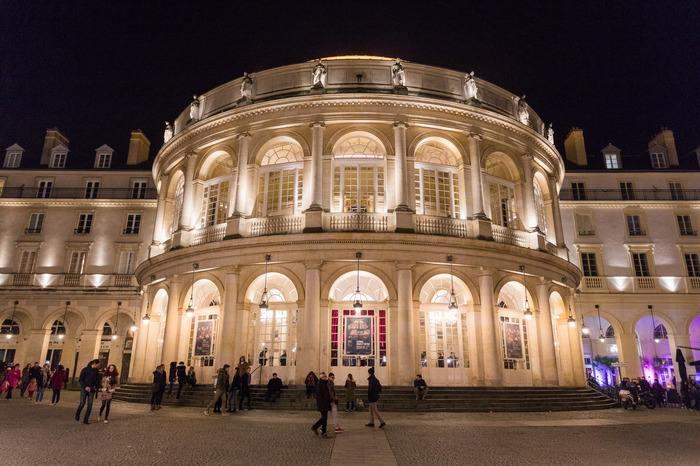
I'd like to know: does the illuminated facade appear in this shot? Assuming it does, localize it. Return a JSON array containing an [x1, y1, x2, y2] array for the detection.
[[4, 57, 695, 389]]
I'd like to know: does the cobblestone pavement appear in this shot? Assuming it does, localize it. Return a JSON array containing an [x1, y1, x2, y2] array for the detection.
[[1, 391, 699, 465]]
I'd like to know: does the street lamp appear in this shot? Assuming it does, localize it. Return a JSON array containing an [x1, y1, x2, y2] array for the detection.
[[142, 274, 155, 324], [5, 301, 18, 339], [112, 301, 120, 340], [259, 255, 271, 309], [649, 305, 659, 343], [596, 304, 605, 343], [447, 256, 458, 314], [519, 265, 532, 320], [185, 263, 199, 318], [58, 301, 69, 340], [567, 305, 576, 328], [353, 252, 363, 315]]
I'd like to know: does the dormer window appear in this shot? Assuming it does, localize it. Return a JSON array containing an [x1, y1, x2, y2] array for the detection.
[[651, 152, 667, 169], [50, 145, 69, 168], [604, 153, 619, 169], [96, 153, 111, 168], [4, 144, 25, 168], [94, 144, 114, 169]]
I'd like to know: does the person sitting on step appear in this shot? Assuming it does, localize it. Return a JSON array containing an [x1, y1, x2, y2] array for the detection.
[[264, 373, 283, 402], [414, 374, 429, 400]]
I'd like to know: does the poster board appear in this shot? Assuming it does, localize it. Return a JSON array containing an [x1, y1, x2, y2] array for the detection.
[[345, 316, 372, 356], [194, 320, 213, 356], [504, 322, 523, 359]]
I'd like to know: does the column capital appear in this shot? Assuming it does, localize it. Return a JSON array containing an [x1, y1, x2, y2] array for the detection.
[[167, 276, 183, 286], [467, 133, 483, 141], [185, 151, 198, 160], [236, 132, 251, 140], [223, 265, 241, 275], [477, 267, 494, 277], [521, 151, 534, 161], [395, 260, 415, 270], [393, 122, 409, 129], [304, 260, 323, 270], [309, 122, 325, 129]]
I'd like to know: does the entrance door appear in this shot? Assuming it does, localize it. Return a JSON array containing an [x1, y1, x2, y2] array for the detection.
[[330, 308, 387, 383], [498, 313, 532, 386]]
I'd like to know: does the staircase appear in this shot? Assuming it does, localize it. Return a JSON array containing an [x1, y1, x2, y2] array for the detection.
[[113, 384, 616, 412]]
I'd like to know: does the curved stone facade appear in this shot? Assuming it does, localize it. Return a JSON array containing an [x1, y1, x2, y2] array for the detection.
[[133, 57, 583, 386]]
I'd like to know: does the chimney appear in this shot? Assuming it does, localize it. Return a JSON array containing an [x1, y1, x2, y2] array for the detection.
[[564, 128, 587, 166], [648, 128, 679, 166], [127, 130, 150, 165], [39, 128, 69, 165]]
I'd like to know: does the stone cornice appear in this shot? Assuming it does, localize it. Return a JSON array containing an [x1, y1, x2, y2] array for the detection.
[[0, 200, 157, 208], [559, 201, 700, 209]]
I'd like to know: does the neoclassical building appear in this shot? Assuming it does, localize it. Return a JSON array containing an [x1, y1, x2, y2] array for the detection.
[[130, 56, 582, 387], [4, 57, 696, 389]]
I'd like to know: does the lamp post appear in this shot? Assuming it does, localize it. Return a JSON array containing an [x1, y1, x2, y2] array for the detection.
[[185, 263, 199, 318], [112, 301, 120, 340], [447, 255, 458, 313], [259, 255, 271, 309], [596, 304, 605, 343], [142, 274, 155, 324], [519, 265, 532, 320], [353, 252, 363, 315], [649, 305, 659, 343]]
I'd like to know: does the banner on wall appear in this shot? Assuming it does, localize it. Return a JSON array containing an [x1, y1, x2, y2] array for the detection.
[[345, 316, 372, 355], [504, 322, 523, 359], [194, 320, 213, 356]]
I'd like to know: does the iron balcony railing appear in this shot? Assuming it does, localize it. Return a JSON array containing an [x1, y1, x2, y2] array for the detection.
[[0, 186, 157, 200], [560, 188, 700, 202]]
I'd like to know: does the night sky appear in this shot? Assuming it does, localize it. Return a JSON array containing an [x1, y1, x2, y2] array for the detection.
[[1, 1, 699, 166]]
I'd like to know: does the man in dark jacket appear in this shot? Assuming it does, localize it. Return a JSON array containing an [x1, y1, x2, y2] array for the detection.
[[311, 372, 331, 438], [204, 364, 230, 416], [239, 366, 252, 410], [264, 373, 283, 402], [29, 362, 42, 385], [366, 367, 386, 428], [175, 361, 188, 399], [75, 359, 100, 424]]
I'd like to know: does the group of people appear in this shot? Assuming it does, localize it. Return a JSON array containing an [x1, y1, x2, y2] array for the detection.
[[149, 361, 197, 410], [1, 361, 68, 405], [311, 367, 385, 438], [202, 356, 254, 415], [74, 360, 120, 424], [615, 375, 700, 409]]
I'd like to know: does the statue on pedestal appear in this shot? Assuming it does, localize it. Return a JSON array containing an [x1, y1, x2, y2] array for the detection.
[[517, 95, 530, 125], [392, 59, 406, 87], [463, 71, 478, 100], [547, 123, 554, 144], [312, 60, 327, 87], [164, 121, 173, 143], [190, 95, 200, 121], [240, 72, 253, 100]]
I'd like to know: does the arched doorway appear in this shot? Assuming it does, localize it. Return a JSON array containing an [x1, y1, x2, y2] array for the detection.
[[497, 281, 533, 386], [182, 279, 222, 383], [635, 315, 674, 387]]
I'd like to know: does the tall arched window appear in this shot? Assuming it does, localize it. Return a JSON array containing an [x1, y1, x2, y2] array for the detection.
[[414, 141, 460, 217], [533, 180, 547, 234], [200, 155, 233, 227], [256, 142, 304, 216], [170, 177, 185, 235], [50, 320, 66, 336], [332, 135, 385, 212], [485, 156, 518, 228]]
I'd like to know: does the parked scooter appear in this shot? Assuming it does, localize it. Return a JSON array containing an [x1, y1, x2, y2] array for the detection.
[[638, 390, 657, 409], [619, 388, 637, 410]]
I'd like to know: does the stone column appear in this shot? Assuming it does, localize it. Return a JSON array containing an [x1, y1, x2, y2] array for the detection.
[[468, 134, 486, 218], [466, 302, 483, 385], [233, 133, 251, 216], [23, 329, 51, 365], [567, 295, 586, 385], [520, 153, 537, 231], [618, 334, 642, 379], [396, 262, 415, 384], [297, 262, 321, 383], [152, 179, 168, 244], [180, 153, 197, 230], [161, 278, 182, 365], [478, 269, 501, 386], [76, 330, 101, 373], [393, 123, 410, 210], [129, 294, 151, 381], [536, 282, 559, 385], [309, 123, 324, 210], [547, 175, 566, 247], [219, 269, 240, 366], [556, 320, 574, 385]]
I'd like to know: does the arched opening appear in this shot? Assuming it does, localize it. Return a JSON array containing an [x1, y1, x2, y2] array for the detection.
[[244, 272, 298, 376], [181, 279, 222, 381], [497, 281, 533, 386], [485, 153, 520, 230], [417, 274, 472, 384], [256, 140, 304, 217], [689, 315, 700, 383], [413, 138, 461, 218], [331, 132, 387, 213], [198, 153, 234, 228], [327, 271, 389, 380], [635, 315, 674, 386], [582, 315, 620, 387]]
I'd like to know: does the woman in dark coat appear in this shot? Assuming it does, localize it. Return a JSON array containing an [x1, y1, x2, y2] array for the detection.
[[305, 371, 318, 398], [311, 372, 331, 437], [167, 362, 177, 397], [19, 363, 31, 398], [151, 365, 166, 410], [49, 365, 67, 404]]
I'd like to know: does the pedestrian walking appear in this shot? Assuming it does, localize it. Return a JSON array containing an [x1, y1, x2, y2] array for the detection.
[[365, 367, 385, 428], [151, 364, 166, 410], [49, 365, 66, 405], [227, 371, 241, 413], [175, 361, 187, 399], [344, 374, 356, 412], [328, 373, 343, 433], [239, 366, 252, 410], [99, 364, 119, 423], [75, 359, 100, 424], [26, 378, 37, 400], [204, 364, 230, 416], [28, 362, 42, 399], [35, 363, 50, 404], [167, 361, 177, 397], [19, 363, 31, 398], [5, 364, 21, 400], [311, 372, 331, 438]]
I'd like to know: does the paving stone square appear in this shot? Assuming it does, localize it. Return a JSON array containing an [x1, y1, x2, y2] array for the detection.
[[1, 392, 699, 465]]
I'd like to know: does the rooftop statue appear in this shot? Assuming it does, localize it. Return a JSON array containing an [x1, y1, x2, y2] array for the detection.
[[240, 72, 253, 100], [190, 95, 200, 121], [164, 121, 173, 143], [392, 59, 406, 87], [517, 95, 530, 125], [547, 123, 554, 144], [463, 71, 478, 100], [312, 60, 327, 87]]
